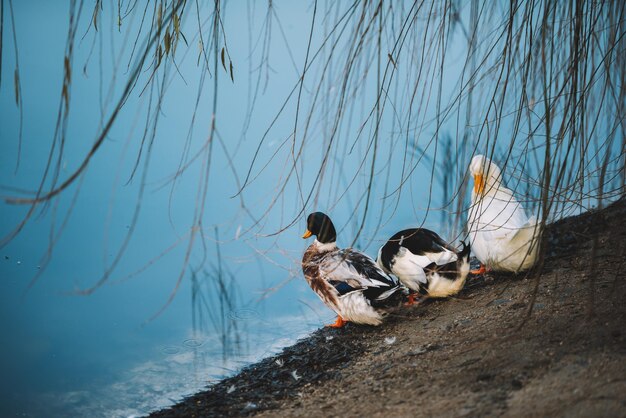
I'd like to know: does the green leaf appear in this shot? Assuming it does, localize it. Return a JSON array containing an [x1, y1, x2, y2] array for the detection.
[[164, 31, 171, 55], [173, 14, 180, 35]]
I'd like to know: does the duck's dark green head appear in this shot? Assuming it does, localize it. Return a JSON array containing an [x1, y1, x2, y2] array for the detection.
[[303, 212, 337, 244]]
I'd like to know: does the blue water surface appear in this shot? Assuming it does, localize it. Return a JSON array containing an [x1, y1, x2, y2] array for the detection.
[[0, 2, 335, 416], [0, 2, 467, 416]]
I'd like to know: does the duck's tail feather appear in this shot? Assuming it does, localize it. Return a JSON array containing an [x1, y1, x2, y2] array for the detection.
[[511, 216, 542, 248], [369, 284, 406, 308], [457, 240, 471, 261]]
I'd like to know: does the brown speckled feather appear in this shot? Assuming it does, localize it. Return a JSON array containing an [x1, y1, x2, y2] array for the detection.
[[302, 245, 340, 310]]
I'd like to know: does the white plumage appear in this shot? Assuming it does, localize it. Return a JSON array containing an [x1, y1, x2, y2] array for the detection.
[[467, 155, 541, 273], [377, 229, 471, 300]]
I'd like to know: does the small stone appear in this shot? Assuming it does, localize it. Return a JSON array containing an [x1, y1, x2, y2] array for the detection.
[[243, 402, 257, 411], [407, 347, 427, 356]]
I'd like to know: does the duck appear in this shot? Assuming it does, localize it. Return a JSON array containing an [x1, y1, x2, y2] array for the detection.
[[467, 154, 541, 274], [377, 228, 471, 304], [302, 212, 404, 327]]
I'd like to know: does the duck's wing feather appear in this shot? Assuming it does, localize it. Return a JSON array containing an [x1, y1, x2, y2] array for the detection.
[[397, 229, 458, 266], [507, 215, 541, 245], [470, 188, 530, 240], [319, 249, 398, 300], [327, 280, 360, 296]]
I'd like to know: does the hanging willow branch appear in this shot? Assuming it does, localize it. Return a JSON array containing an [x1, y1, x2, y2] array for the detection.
[[0, 1, 623, 309]]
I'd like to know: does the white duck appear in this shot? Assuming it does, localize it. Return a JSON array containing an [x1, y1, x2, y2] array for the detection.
[[467, 155, 541, 274], [377, 229, 471, 304], [302, 212, 404, 327]]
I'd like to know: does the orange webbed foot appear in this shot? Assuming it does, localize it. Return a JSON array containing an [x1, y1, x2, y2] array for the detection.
[[470, 264, 487, 276], [327, 316, 347, 328], [405, 293, 419, 306]]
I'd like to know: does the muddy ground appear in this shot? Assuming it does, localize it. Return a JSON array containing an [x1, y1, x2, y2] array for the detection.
[[151, 198, 626, 417]]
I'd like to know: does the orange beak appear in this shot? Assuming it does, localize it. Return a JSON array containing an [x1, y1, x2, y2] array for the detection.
[[302, 229, 313, 239], [473, 174, 485, 194]]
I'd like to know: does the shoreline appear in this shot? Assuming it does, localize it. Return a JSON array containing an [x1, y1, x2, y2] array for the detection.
[[151, 198, 626, 417]]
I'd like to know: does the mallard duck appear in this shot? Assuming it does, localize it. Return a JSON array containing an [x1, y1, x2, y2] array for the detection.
[[377, 229, 470, 304], [467, 155, 541, 274], [302, 212, 404, 327]]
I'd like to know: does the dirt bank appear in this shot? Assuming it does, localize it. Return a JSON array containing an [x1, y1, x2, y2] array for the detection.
[[151, 198, 626, 417]]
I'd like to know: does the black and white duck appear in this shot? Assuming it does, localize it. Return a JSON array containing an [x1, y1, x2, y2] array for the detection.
[[377, 228, 470, 304], [302, 212, 404, 327]]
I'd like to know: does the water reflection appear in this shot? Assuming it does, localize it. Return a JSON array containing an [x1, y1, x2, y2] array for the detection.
[[18, 291, 324, 417], [191, 267, 246, 364]]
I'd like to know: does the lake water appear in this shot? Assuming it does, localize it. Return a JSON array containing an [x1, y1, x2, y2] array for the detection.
[[0, 2, 445, 416], [0, 2, 332, 416]]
